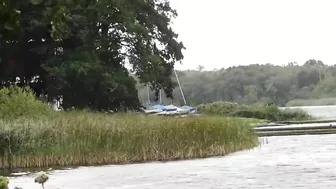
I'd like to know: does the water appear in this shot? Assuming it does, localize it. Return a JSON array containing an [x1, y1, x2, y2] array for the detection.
[[282, 105, 336, 119], [8, 106, 336, 188], [255, 122, 336, 131], [8, 134, 336, 189]]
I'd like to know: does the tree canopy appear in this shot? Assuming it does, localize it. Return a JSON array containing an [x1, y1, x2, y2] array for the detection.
[[0, 0, 184, 111], [139, 60, 336, 107]]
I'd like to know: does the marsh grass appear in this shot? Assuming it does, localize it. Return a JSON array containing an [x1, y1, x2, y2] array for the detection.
[[197, 101, 313, 121], [0, 86, 259, 169], [0, 112, 258, 169]]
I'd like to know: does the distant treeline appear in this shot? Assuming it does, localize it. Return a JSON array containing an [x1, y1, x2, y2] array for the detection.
[[138, 59, 336, 107]]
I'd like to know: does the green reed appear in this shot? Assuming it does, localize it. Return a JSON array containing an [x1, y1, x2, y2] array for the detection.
[[0, 112, 258, 169]]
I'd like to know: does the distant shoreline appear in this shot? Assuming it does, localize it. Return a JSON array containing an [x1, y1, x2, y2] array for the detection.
[[286, 98, 336, 107]]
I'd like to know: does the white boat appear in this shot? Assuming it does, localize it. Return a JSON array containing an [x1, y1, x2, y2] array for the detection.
[[144, 109, 163, 114], [142, 69, 197, 116]]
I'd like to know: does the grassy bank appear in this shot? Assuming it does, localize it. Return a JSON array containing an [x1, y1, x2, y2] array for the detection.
[[0, 86, 259, 169], [286, 98, 336, 107], [0, 113, 258, 169], [197, 101, 313, 122]]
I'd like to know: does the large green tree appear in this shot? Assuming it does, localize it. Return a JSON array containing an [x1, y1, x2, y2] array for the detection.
[[0, 0, 185, 111]]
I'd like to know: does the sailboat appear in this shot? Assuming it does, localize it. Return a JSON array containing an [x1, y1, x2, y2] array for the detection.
[[144, 69, 197, 116]]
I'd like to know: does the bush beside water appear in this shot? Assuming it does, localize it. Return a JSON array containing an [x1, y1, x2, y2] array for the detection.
[[0, 86, 259, 169], [197, 101, 313, 121], [0, 176, 8, 189], [0, 86, 52, 120]]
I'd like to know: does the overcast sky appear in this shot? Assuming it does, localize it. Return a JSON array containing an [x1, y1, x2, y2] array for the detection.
[[169, 0, 336, 70]]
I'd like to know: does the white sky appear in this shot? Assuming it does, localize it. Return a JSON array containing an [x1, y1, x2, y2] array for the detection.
[[170, 0, 336, 70]]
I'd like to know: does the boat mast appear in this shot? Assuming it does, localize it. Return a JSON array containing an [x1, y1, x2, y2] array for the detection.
[[174, 69, 187, 105], [159, 89, 162, 104], [146, 85, 151, 106]]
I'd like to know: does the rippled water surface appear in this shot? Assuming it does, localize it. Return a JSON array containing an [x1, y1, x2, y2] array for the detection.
[[283, 105, 336, 119], [9, 134, 336, 189]]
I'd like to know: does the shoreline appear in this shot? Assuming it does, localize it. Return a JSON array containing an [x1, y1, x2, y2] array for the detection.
[[256, 129, 336, 137], [2, 146, 257, 177], [0, 114, 259, 171], [1, 143, 258, 171]]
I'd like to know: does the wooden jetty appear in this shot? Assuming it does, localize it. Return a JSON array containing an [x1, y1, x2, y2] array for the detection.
[[254, 121, 336, 137]]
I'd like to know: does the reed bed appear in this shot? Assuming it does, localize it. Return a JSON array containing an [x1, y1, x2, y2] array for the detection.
[[0, 112, 259, 169], [197, 101, 313, 121]]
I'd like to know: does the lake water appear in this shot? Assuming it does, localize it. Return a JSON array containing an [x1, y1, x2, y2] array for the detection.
[[8, 106, 336, 189], [282, 105, 336, 119]]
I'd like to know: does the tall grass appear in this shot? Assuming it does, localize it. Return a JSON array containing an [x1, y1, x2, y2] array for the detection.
[[197, 101, 313, 121], [0, 86, 259, 169], [0, 113, 258, 169]]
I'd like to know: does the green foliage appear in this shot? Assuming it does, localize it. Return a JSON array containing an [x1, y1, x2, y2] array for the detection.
[[0, 0, 21, 31], [0, 85, 52, 119], [197, 101, 245, 115], [139, 60, 336, 107], [0, 113, 258, 169], [312, 77, 336, 98], [0, 0, 184, 111], [0, 0, 69, 40], [197, 101, 312, 121], [45, 52, 140, 110], [0, 176, 8, 189], [275, 108, 313, 121]]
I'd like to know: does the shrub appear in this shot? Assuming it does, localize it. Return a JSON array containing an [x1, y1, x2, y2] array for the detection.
[[0, 176, 8, 189], [197, 101, 312, 121], [276, 108, 312, 121], [0, 85, 52, 120]]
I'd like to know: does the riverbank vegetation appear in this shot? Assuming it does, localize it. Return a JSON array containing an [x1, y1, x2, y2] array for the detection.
[[1, 0, 261, 171], [2, 0, 323, 173], [0, 176, 8, 189], [139, 60, 336, 107], [0, 86, 52, 120], [196, 101, 313, 122], [0, 114, 258, 169], [0, 87, 259, 170]]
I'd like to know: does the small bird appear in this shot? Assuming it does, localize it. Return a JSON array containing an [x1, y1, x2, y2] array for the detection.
[[34, 171, 49, 189]]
